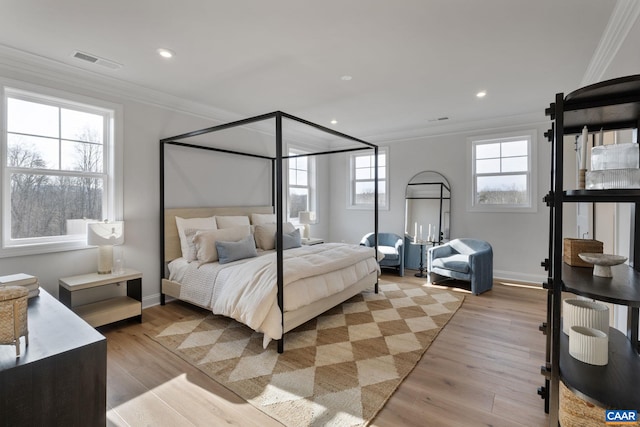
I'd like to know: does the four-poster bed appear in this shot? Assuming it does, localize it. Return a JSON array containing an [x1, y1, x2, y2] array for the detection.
[[159, 111, 380, 353]]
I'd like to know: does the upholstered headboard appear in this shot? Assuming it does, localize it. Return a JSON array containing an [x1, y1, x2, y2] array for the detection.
[[163, 205, 274, 262]]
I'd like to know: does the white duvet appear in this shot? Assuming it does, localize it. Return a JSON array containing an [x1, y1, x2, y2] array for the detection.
[[169, 243, 379, 347]]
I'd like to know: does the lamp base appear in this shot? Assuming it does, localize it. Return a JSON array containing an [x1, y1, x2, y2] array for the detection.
[[302, 224, 310, 240], [97, 245, 113, 274]]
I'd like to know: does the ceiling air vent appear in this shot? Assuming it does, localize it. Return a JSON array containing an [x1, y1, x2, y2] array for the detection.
[[72, 51, 122, 70]]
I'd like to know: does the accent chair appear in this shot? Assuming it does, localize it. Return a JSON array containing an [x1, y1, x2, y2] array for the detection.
[[427, 238, 493, 295], [360, 232, 404, 276]]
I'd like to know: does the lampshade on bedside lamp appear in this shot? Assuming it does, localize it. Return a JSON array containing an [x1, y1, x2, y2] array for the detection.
[[298, 211, 314, 240], [87, 221, 124, 274]]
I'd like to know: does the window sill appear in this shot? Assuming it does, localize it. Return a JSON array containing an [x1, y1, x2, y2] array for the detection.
[[0, 240, 90, 258]]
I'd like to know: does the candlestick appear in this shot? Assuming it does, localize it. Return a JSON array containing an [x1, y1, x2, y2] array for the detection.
[[581, 126, 588, 170]]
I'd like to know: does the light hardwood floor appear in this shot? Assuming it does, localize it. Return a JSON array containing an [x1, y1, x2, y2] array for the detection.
[[102, 272, 549, 426]]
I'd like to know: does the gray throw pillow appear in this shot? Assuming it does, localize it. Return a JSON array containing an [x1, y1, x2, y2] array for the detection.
[[278, 228, 302, 250], [215, 234, 258, 264]]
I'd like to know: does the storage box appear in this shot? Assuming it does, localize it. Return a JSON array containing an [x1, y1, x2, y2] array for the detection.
[[563, 238, 603, 267]]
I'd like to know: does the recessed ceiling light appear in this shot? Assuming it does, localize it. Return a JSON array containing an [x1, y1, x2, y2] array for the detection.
[[340, 75, 352, 81], [330, 119, 338, 125], [476, 90, 487, 98], [157, 48, 175, 59]]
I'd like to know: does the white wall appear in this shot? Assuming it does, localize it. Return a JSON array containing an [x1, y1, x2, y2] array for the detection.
[[329, 122, 553, 283]]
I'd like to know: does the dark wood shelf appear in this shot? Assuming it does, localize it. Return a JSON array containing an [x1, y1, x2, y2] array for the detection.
[[560, 326, 640, 409], [562, 74, 640, 134], [563, 189, 640, 203], [562, 263, 640, 306]]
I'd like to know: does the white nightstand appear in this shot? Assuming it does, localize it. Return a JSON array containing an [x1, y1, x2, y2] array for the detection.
[[301, 237, 324, 246], [58, 268, 142, 327]]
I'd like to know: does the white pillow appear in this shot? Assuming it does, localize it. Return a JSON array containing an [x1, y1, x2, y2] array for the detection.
[[193, 225, 251, 264], [251, 213, 276, 225], [175, 216, 217, 259], [254, 223, 296, 250], [216, 215, 250, 229]]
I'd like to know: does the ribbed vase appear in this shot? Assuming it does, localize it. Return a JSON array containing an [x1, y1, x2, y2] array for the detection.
[[569, 326, 608, 365], [562, 299, 609, 335]]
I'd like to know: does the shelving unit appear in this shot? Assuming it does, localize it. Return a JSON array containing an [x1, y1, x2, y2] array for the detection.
[[542, 75, 640, 426]]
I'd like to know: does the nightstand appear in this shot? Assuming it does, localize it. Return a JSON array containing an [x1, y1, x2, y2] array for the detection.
[[59, 268, 142, 327], [301, 237, 324, 246]]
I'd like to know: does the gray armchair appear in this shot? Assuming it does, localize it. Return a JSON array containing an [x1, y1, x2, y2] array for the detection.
[[360, 232, 404, 276], [427, 238, 493, 295]]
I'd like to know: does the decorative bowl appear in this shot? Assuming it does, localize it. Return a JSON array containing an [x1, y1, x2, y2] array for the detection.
[[569, 326, 608, 366], [562, 299, 609, 335], [577, 253, 627, 277]]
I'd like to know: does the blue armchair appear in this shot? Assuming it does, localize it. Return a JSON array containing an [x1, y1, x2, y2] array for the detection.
[[427, 238, 493, 295], [360, 232, 404, 276]]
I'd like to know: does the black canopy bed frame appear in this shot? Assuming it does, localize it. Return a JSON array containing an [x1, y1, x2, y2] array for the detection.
[[159, 111, 379, 353]]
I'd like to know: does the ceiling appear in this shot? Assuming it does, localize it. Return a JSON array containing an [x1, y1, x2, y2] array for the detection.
[[0, 0, 637, 142]]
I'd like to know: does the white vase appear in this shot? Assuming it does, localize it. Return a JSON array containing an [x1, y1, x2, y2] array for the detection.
[[569, 326, 608, 365], [562, 299, 609, 335]]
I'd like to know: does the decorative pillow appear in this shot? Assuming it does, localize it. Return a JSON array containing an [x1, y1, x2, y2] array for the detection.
[[280, 228, 302, 250], [215, 215, 250, 229], [251, 213, 276, 225], [183, 228, 205, 262], [254, 222, 296, 250], [216, 234, 258, 264], [193, 225, 251, 264], [175, 216, 217, 259]]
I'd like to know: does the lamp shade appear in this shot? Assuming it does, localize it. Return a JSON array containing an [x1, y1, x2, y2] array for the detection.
[[298, 211, 315, 225], [87, 221, 124, 246]]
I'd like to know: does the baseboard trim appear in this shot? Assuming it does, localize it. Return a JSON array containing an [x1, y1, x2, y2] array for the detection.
[[493, 269, 546, 286]]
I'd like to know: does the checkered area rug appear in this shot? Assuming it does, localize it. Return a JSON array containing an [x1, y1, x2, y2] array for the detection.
[[150, 281, 464, 427]]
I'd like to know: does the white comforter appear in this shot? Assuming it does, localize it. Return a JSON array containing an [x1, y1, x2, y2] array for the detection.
[[171, 243, 378, 346]]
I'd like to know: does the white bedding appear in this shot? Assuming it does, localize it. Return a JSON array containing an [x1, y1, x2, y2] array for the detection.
[[168, 243, 379, 346]]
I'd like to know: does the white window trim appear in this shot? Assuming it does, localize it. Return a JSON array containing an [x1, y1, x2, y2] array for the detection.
[[347, 146, 389, 210], [0, 78, 123, 257], [286, 146, 317, 225], [467, 129, 537, 213]]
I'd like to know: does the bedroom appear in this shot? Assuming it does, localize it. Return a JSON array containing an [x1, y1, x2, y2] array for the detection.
[[0, 1, 639, 426]]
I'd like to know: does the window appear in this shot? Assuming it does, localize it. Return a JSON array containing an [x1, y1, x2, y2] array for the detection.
[[2, 84, 122, 256], [349, 147, 388, 209], [469, 130, 536, 212], [287, 149, 315, 222]]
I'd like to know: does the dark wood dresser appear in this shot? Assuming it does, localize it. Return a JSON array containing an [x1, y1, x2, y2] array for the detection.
[[0, 289, 106, 426]]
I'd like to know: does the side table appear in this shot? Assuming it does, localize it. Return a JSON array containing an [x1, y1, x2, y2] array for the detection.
[[59, 268, 142, 327], [410, 241, 427, 277]]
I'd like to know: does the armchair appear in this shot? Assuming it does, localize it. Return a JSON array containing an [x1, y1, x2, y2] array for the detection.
[[360, 232, 404, 276], [427, 238, 493, 295]]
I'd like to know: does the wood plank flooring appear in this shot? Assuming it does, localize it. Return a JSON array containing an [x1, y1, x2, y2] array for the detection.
[[101, 272, 549, 426]]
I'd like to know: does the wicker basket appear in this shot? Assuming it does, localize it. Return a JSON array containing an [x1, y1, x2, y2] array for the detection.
[[563, 238, 604, 267], [0, 285, 29, 357], [559, 381, 640, 426]]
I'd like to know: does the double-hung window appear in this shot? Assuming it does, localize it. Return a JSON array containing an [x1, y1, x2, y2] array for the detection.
[[288, 148, 315, 222], [469, 130, 536, 212], [2, 84, 122, 256], [349, 147, 388, 209]]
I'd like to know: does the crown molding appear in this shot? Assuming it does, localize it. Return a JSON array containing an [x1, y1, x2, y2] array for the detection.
[[581, 0, 640, 86], [369, 111, 548, 144]]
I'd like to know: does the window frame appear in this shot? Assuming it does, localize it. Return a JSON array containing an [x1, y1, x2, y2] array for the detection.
[[468, 130, 536, 213], [1, 80, 123, 257], [348, 146, 389, 210], [287, 146, 316, 225]]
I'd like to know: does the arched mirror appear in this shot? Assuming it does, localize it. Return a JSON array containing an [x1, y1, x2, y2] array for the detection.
[[404, 171, 451, 272]]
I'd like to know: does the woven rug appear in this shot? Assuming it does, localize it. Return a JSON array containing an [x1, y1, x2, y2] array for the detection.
[[150, 281, 464, 427]]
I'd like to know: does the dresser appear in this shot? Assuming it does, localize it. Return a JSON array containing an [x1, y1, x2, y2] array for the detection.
[[0, 289, 106, 426]]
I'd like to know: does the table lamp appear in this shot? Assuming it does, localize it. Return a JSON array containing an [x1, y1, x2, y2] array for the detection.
[[298, 211, 314, 240], [87, 221, 124, 274]]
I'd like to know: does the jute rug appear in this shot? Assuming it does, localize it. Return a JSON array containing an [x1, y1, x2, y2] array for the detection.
[[150, 281, 464, 427]]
